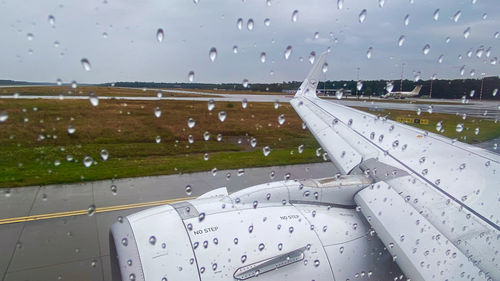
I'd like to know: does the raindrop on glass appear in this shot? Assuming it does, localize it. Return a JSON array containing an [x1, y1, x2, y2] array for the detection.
[[209, 47, 217, 62], [218, 111, 227, 122], [291, 10, 299, 23], [156, 28, 164, 42], [359, 9, 367, 23], [81, 58, 91, 71], [100, 149, 109, 161], [284, 46, 292, 60]]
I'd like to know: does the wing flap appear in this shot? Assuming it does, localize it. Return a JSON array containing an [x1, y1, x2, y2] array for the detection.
[[354, 182, 489, 281]]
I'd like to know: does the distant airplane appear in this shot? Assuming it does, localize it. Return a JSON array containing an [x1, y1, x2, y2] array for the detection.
[[382, 85, 422, 99], [110, 52, 499, 281]]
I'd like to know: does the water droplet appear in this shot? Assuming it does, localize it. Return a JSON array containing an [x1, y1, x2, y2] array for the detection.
[[291, 10, 299, 23], [198, 212, 205, 222], [264, 18, 271, 27], [339, 246, 344, 253], [493, 89, 498, 96], [456, 123, 464, 133], [278, 114, 285, 125], [48, 15, 55, 27], [88, 204, 96, 216], [474, 127, 480, 135], [359, 9, 367, 23], [188, 71, 195, 82], [241, 255, 247, 263], [260, 52, 266, 63], [398, 35, 405, 47], [403, 14, 410, 26], [203, 131, 210, 141], [81, 58, 91, 71], [149, 236, 156, 245], [110, 184, 117, 195], [250, 137, 257, 148], [83, 156, 93, 168], [337, 0, 343, 9], [378, 0, 385, 7], [156, 28, 164, 42], [209, 47, 217, 62], [366, 47, 373, 59], [335, 89, 344, 100], [156, 136, 162, 144], [262, 146, 271, 156], [258, 243, 265, 251], [437, 54, 444, 63], [356, 81, 363, 91], [187, 118, 196, 128], [433, 9, 440, 21], [322, 63, 328, 73], [423, 44, 430, 55], [236, 18, 243, 30], [242, 79, 249, 88], [453, 10, 462, 22], [242, 98, 248, 109], [218, 111, 227, 122], [308, 51, 316, 64], [284, 46, 292, 60], [67, 125, 76, 135], [386, 81, 394, 93], [314, 259, 320, 267], [100, 149, 109, 161], [463, 27, 471, 39], [207, 99, 215, 111], [154, 107, 162, 118]]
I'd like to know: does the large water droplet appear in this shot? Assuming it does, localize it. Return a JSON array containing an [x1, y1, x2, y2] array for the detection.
[[463, 27, 471, 39], [242, 98, 248, 109], [100, 149, 109, 161], [337, 0, 343, 10], [291, 10, 299, 23], [89, 92, 99, 106], [218, 111, 227, 122], [264, 18, 271, 27], [83, 156, 93, 168], [357, 81, 363, 91], [308, 51, 316, 64], [335, 89, 344, 100], [423, 44, 430, 55], [209, 48, 217, 62], [403, 14, 410, 26], [250, 137, 257, 148], [156, 28, 164, 42], [156, 136, 162, 143], [260, 52, 266, 63], [187, 117, 196, 128], [453, 10, 462, 22], [386, 81, 394, 93], [433, 9, 440, 21], [207, 99, 215, 111], [88, 204, 96, 216], [437, 54, 444, 63], [154, 107, 162, 118], [247, 19, 254, 31], [456, 123, 464, 133], [322, 63, 328, 73], [398, 35, 405, 47], [67, 125, 76, 134], [378, 0, 385, 8], [359, 9, 367, 23], [188, 71, 195, 82], [262, 146, 271, 156], [185, 185, 192, 195], [236, 18, 243, 30], [242, 79, 249, 88], [81, 58, 91, 71], [278, 114, 285, 125], [110, 184, 117, 195], [48, 15, 55, 27], [284, 46, 292, 60], [366, 47, 373, 59]]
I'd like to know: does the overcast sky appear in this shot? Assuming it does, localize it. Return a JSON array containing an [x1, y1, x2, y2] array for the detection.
[[0, 0, 498, 84]]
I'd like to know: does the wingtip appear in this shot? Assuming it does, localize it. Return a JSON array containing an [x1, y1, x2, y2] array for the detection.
[[294, 51, 329, 99]]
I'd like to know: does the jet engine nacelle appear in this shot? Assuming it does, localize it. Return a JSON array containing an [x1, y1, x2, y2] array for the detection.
[[110, 175, 403, 281]]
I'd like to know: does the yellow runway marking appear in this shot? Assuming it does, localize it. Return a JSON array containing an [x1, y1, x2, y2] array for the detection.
[[0, 196, 195, 225]]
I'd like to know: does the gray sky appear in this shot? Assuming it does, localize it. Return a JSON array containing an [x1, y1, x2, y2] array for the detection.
[[0, 0, 498, 84]]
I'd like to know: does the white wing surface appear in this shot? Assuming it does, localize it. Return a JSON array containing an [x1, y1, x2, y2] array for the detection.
[[291, 52, 500, 281]]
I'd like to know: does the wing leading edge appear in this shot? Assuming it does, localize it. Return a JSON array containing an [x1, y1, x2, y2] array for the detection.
[[291, 52, 500, 280]]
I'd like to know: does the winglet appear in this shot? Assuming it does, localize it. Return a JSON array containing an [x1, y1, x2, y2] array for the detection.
[[294, 51, 329, 98]]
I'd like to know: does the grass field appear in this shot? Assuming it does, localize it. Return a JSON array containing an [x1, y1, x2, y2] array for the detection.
[[0, 99, 321, 188], [0, 86, 213, 98], [0, 95, 498, 188]]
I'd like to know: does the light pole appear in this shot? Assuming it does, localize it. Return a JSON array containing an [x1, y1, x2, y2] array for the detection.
[[400, 63, 405, 92], [479, 72, 486, 101]]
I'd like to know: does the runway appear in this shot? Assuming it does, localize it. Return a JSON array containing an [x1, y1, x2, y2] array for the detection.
[[1, 88, 499, 119], [0, 162, 336, 281]]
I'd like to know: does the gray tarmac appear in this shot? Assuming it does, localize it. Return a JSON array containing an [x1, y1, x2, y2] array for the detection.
[[0, 162, 337, 281]]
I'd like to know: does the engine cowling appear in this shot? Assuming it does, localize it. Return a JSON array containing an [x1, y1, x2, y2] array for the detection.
[[110, 176, 403, 281]]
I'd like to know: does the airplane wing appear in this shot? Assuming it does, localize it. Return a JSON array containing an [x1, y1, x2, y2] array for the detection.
[[291, 52, 500, 281]]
